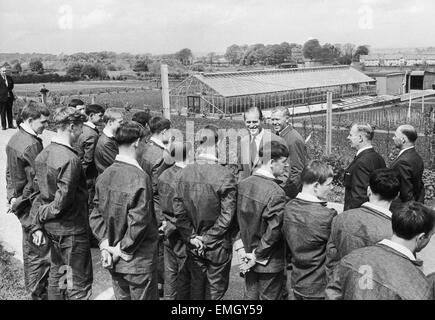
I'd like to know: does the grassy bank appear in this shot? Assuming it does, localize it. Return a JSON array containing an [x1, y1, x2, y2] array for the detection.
[[0, 243, 28, 300]]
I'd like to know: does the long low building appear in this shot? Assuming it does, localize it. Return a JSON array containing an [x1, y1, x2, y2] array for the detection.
[[170, 65, 377, 115]]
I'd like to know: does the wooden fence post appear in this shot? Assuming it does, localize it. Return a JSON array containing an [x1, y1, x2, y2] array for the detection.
[[161, 64, 171, 120], [326, 92, 333, 156]]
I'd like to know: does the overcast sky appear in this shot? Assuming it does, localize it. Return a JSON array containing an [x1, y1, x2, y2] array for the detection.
[[0, 0, 434, 55]]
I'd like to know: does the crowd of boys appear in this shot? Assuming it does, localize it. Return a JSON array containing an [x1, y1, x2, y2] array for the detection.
[[5, 99, 435, 300]]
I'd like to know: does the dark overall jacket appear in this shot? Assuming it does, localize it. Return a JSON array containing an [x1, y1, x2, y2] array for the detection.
[[6, 128, 43, 229], [283, 197, 337, 298], [75, 124, 99, 180], [90, 161, 158, 274], [94, 132, 118, 175], [173, 155, 237, 263], [326, 204, 392, 281], [237, 174, 286, 273], [31, 142, 89, 236], [326, 243, 433, 300]]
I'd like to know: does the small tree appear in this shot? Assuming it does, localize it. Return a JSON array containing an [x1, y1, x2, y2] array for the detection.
[[303, 39, 322, 61], [133, 60, 149, 72], [29, 59, 44, 74], [66, 62, 83, 78]]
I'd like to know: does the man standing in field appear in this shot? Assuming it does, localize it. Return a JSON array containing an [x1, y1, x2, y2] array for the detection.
[[344, 123, 386, 211], [271, 106, 309, 199], [90, 121, 159, 300], [236, 141, 289, 300], [238, 106, 287, 185], [6, 101, 50, 300], [31, 107, 93, 300], [173, 125, 237, 300], [390, 125, 425, 212], [94, 108, 123, 175]]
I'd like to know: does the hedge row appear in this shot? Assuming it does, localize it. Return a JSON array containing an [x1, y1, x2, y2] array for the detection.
[[12, 73, 80, 84]]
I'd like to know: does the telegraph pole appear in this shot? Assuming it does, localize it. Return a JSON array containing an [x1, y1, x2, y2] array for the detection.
[[161, 64, 170, 120]]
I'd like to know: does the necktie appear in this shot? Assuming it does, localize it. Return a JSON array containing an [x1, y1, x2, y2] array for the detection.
[[2, 74, 7, 87], [250, 136, 257, 167]]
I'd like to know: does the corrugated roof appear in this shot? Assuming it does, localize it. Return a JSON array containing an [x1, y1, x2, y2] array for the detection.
[[192, 66, 375, 97]]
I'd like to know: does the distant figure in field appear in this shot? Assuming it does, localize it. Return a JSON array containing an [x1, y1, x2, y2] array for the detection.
[[69, 99, 86, 115], [390, 125, 425, 213], [271, 106, 309, 199], [344, 123, 386, 211], [0, 65, 16, 130], [326, 201, 435, 300], [94, 108, 123, 175], [325, 168, 400, 281]]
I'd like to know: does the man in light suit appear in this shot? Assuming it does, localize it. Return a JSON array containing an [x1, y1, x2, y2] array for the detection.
[[390, 125, 425, 213], [344, 123, 386, 211], [238, 106, 287, 186], [0, 65, 15, 130]]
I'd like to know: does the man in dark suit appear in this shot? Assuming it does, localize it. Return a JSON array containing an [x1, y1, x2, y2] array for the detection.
[[344, 123, 386, 211], [390, 125, 425, 212], [0, 65, 16, 130]]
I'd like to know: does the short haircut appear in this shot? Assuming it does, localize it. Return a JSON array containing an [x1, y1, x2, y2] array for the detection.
[[198, 124, 220, 147], [114, 121, 145, 145], [301, 160, 334, 185], [271, 106, 290, 118], [399, 125, 418, 143], [244, 106, 263, 121], [392, 202, 435, 240], [21, 101, 50, 121], [52, 106, 87, 129], [132, 111, 151, 128], [149, 116, 171, 134], [369, 168, 400, 201], [352, 123, 375, 141], [68, 99, 85, 108], [258, 141, 289, 161], [103, 108, 123, 124], [170, 141, 192, 162], [85, 104, 105, 116]]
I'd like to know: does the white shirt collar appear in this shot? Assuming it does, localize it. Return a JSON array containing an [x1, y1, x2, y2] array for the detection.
[[296, 192, 324, 203], [103, 127, 114, 138], [398, 146, 415, 157], [253, 168, 275, 180], [196, 153, 219, 163], [150, 136, 166, 150], [251, 128, 265, 147], [362, 202, 392, 219], [84, 121, 96, 129], [115, 154, 143, 171], [379, 239, 416, 261], [356, 145, 373, 157], [20, 122, 38, 137], [175, 162, 186, 169], [51, 136, 73, 149]]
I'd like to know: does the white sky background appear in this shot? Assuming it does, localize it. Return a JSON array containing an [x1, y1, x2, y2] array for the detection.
[[0, 0, 434, 54]]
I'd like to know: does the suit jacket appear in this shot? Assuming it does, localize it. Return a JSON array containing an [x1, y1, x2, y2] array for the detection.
[[0, 75, 14, 102], [390, 147, 424, 208], [238, 129, 288, 185], [343, 148, 386, 211]]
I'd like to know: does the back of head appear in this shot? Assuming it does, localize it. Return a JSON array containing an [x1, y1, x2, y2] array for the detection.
[[132, 111, 151, 128], [197, 124, 220, 148], [114, 121, 145, 146], [369, 168, 400, 201], [52, 106, 87, 130], [68, 99, 85, 108], [170, 141, 192, 163], [352, 123, 375, 141], [103, 108, 123, 124], [392, 202, 435, 240], [398, 125, 418, 144], [85, 104, 105, 116], [301, 160, 334, 185], [20, 100, 50, 121], [258, 140, 289, 162], [149, 116, 171, 135]]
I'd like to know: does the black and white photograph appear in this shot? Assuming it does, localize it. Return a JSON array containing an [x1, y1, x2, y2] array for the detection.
[[0, 0, 435, 306]]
